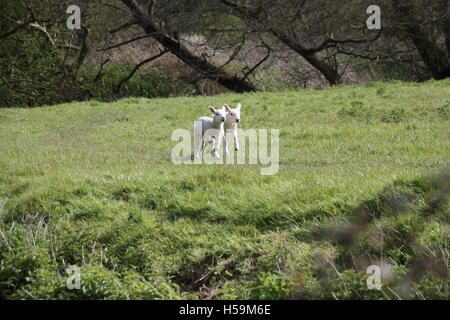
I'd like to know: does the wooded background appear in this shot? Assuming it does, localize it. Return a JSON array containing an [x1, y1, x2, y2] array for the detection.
[[1, 0, 449, 107]]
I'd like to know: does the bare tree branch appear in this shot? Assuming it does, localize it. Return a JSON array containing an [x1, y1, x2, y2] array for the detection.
[[0, 22, 30, 40], [119, 0, 257, 92], [27, 22, 55, 46], [108, 20, 137, 35], [115, 49, 169, 93], [242, 45, 271, 81], [97, 34, 157, 52]]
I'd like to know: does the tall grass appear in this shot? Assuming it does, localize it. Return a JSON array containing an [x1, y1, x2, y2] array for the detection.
[[0, 79, 449, 299]]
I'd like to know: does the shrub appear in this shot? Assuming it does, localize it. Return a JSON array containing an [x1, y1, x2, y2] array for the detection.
[[79, 65, 193, 101]]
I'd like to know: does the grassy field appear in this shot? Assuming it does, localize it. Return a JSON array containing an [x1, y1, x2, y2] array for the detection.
[[0, 80, 449, 299]]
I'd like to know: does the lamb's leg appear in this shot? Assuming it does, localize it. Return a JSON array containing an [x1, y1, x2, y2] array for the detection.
[[210, 136, 221, 159], [204, 135, 212, 153], [223, 136, 230, 157], [206, 136, 215, 154], [214, 134, 223, 159], [211, 137, 216, 152], [233, 128, 239, 151], [194, 120, 203, 160], [194, 133, 202, 160]]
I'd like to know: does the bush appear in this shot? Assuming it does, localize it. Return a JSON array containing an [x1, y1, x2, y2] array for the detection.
[[0, 30, 195, 107], [79, 65, 191, 101], [0, 31, 86, 107]]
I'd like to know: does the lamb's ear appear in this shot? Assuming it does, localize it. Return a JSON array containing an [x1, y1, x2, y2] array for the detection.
[[208, 106, 216, 113], [236, 103, 242, 110], [223, 104, 232, 112]]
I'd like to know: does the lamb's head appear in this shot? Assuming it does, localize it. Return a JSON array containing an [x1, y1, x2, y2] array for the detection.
[[208, 106, 226, 124], [224, 103, 241, 124]]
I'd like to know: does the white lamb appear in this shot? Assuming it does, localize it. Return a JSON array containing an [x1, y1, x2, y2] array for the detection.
[[223, 103, 242, 157], [194, 106, 227, 160]]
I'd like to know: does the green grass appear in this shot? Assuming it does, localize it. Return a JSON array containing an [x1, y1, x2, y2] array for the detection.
[[0, 80, 449, 299]]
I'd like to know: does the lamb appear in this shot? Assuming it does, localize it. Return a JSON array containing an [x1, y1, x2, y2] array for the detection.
[[223, 103, 241, 157], [194, 106, 227, 160]]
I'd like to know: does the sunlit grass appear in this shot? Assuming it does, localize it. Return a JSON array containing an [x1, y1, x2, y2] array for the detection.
[[0, 79, 449, 299]]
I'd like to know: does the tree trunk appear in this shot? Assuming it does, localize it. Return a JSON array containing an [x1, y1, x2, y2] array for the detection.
[[120, 0, 256, 93], [72, 26, 90, 78], [272, 32, 342, 85], [393, 0, 450, 80], [439, 0, 450, 57], [220, 0, 342, 85]]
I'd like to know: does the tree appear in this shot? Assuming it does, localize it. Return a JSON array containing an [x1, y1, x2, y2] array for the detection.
[[390, 0, 450, 80], [219, 0, 382, 85], [0, 0, 91, 107], [117, 0, 257, 92]]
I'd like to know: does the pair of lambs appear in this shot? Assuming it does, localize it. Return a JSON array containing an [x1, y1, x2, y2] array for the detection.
[[194, 103, 241, 159]]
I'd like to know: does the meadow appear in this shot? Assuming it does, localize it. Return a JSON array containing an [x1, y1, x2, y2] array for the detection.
[[0, 80, 449, 299]]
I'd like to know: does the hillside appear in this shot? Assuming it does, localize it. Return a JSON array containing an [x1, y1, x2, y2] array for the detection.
[[0, 80, 449, 299]]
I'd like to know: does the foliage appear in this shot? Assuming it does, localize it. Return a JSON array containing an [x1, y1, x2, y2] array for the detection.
[[0, 30, 81, 107], [79, 65, 194, 101]]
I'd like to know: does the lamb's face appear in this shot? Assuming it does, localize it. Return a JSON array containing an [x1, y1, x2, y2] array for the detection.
[[224, 103, 241, 124], [208, 106, 226, 123]]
